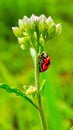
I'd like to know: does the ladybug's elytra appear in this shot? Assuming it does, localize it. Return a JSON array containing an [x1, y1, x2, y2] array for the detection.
[[39, 52, 50, 72]]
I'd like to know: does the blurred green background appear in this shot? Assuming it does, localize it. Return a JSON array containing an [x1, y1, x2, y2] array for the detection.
[[0, 0, 73, 130]]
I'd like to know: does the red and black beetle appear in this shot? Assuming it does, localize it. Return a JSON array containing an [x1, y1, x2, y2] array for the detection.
[[39, 52, 50, 72]]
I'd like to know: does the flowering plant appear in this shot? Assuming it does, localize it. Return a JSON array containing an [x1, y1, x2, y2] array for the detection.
[[0, 14, 62, 130]]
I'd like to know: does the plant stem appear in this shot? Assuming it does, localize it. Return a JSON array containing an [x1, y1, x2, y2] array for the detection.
[[35, 50, 48, 130]]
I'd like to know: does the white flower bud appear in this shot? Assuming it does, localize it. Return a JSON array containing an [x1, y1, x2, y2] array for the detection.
[[46, 16, 55, 29], [23, 16, 29, 23], [30, 14, 39, 22], [39, 15, 46, 22]]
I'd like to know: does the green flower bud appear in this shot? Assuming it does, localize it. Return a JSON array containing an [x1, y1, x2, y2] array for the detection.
[[33, 32, 37, 41], [39, 34, 45, 46], [39, 20, 47, 34], [47, 24, 56, 39], [18, 37, 30, 49], [56, 23, 62, 36], [12, 27, 23, 37], [26, 85, 37, 95], [23, 32, 28, 36], [18, 37, 25, 44]]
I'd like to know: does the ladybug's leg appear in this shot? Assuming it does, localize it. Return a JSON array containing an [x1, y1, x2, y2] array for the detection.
[[39, 58, 44, 72]]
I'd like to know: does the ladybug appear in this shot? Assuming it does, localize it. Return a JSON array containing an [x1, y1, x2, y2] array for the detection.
[[39, 52, 50, 72]]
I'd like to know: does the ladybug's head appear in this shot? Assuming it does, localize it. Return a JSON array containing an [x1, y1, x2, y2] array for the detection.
[[42, 52, 48, 58]]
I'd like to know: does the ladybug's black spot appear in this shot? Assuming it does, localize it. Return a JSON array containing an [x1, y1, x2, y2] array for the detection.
[[46, 61, 50, 66], [46, 63, 49, 66]]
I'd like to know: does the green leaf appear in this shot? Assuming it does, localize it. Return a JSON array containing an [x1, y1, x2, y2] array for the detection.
[[0, 83, 38, 109]]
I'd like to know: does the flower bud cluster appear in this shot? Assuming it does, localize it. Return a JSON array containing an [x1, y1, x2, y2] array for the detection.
[[26, 85, 37, 95], [12, 14, 62, 50]]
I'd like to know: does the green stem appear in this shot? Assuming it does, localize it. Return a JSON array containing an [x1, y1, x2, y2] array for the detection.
[[35, 50, 48, 130]]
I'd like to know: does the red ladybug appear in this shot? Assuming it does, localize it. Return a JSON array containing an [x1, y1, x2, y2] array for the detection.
[[39, 52, 50, 72]]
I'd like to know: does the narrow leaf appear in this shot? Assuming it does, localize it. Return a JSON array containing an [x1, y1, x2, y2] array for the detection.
[[0, 83, 38, 109]]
